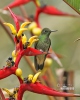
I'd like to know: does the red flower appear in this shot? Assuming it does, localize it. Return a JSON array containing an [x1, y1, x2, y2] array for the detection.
[[35, 5, 79, 24], [17, 82, 80, 100], [15, 47, 48, 67], [41, 6, 79, 17], [3, 0, 40, 10], [8, 7, 20, 32], [0, 67, 17, 80], [0, 47, 47, 80], [4, 0, 30, 10]]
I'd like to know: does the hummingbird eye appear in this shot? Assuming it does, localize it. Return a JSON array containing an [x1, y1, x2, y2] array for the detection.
[[44, 30, 47, 33]]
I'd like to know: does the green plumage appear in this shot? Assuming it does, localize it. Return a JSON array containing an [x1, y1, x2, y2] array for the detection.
[[34, 28, 51, 71]]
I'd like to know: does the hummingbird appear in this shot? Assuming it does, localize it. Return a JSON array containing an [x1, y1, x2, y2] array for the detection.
[[34, 28, 57, 71]]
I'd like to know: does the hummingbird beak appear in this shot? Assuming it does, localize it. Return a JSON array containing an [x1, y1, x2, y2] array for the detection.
[[51, 30, 58, 32]]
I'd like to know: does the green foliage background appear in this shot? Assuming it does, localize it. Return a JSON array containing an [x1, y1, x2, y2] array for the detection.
[[64, 0, 80, 14], [0, 0, 80, 100]]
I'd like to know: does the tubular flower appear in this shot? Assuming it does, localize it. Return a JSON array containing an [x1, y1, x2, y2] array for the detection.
[[32, 71, 41, 83], [24, 71, 41, 83], [33, 0, 41, 7], [0, 46, 46, 80], [3, 0, 41, 10], [27, 36, 39, 47], [35, 5, 80, 23], [2, 87, 19, 100], [0, 66, 17, 80], [17, 81, 80, 100], [40, 6, 79, 17], [4, 23, 17, 35], [8, 7, 31, 33], [4, 22, 28, 53], [8, 7, 20, 32], [34, 4, 80, 27], [2, 88, 13, 96], [3, 22, 30, 50], [21, 34, 27, 46], [20, 21, 31, 28], [17, 28, 28, 37], [4, 0, 30, 10], [27, 74, 34, 82], [3, 22, 29, 37]]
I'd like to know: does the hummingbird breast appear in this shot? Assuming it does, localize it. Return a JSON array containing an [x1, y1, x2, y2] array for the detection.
[[34, 37, 51, 70], [36, 38, 51, 52]]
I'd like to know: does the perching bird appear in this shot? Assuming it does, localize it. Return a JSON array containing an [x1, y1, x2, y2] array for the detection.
[[34, 28, 57, 71]]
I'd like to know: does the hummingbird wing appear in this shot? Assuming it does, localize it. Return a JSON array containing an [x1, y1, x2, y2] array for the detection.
[[34, 38, 51, 71]]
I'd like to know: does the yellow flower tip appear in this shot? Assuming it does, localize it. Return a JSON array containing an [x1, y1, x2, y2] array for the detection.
[[32, 71, 41, 83], [28, 22, 37, 31], [13, 57, 16, 62], [36, 0, 41, 7], [28, 36, 38, 42], [12, 50, 18, 62], [20, 76, 24, 80], [44, 58, 53, 67], [3, 23, 17, 35], [32, 35, 38, 39], [28, 74, 33, 81], [15, 68, 23, 77], [17, 28, 28, 37], [12, 50, 17, 57], [31, 38, 39, 45], [2, 88, 12, 95], [32, 28, 41, 36], [22, 34, 27, 45], [28, 38, 39, 47], [20, 21, 31, 28]]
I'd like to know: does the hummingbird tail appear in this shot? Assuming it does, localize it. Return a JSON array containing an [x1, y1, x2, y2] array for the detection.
[[34, 56, 44, 71], [38, 64, 44, 70]]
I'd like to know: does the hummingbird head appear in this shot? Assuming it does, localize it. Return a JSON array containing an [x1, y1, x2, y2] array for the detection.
[[41, 28, 57, 36]]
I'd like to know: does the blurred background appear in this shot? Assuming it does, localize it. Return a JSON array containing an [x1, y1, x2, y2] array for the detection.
[[0, 0, 80, 100]]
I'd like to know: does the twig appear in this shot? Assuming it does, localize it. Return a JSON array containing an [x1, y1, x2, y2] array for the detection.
[[0, 16, 13, 40], [46, 68, 57, 88], [46, 68, 62, 100], [19, 5, 29, 20], [68, 71, 76, 100], [63, 71, 68, 100], [56, 68, 65, 100]]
